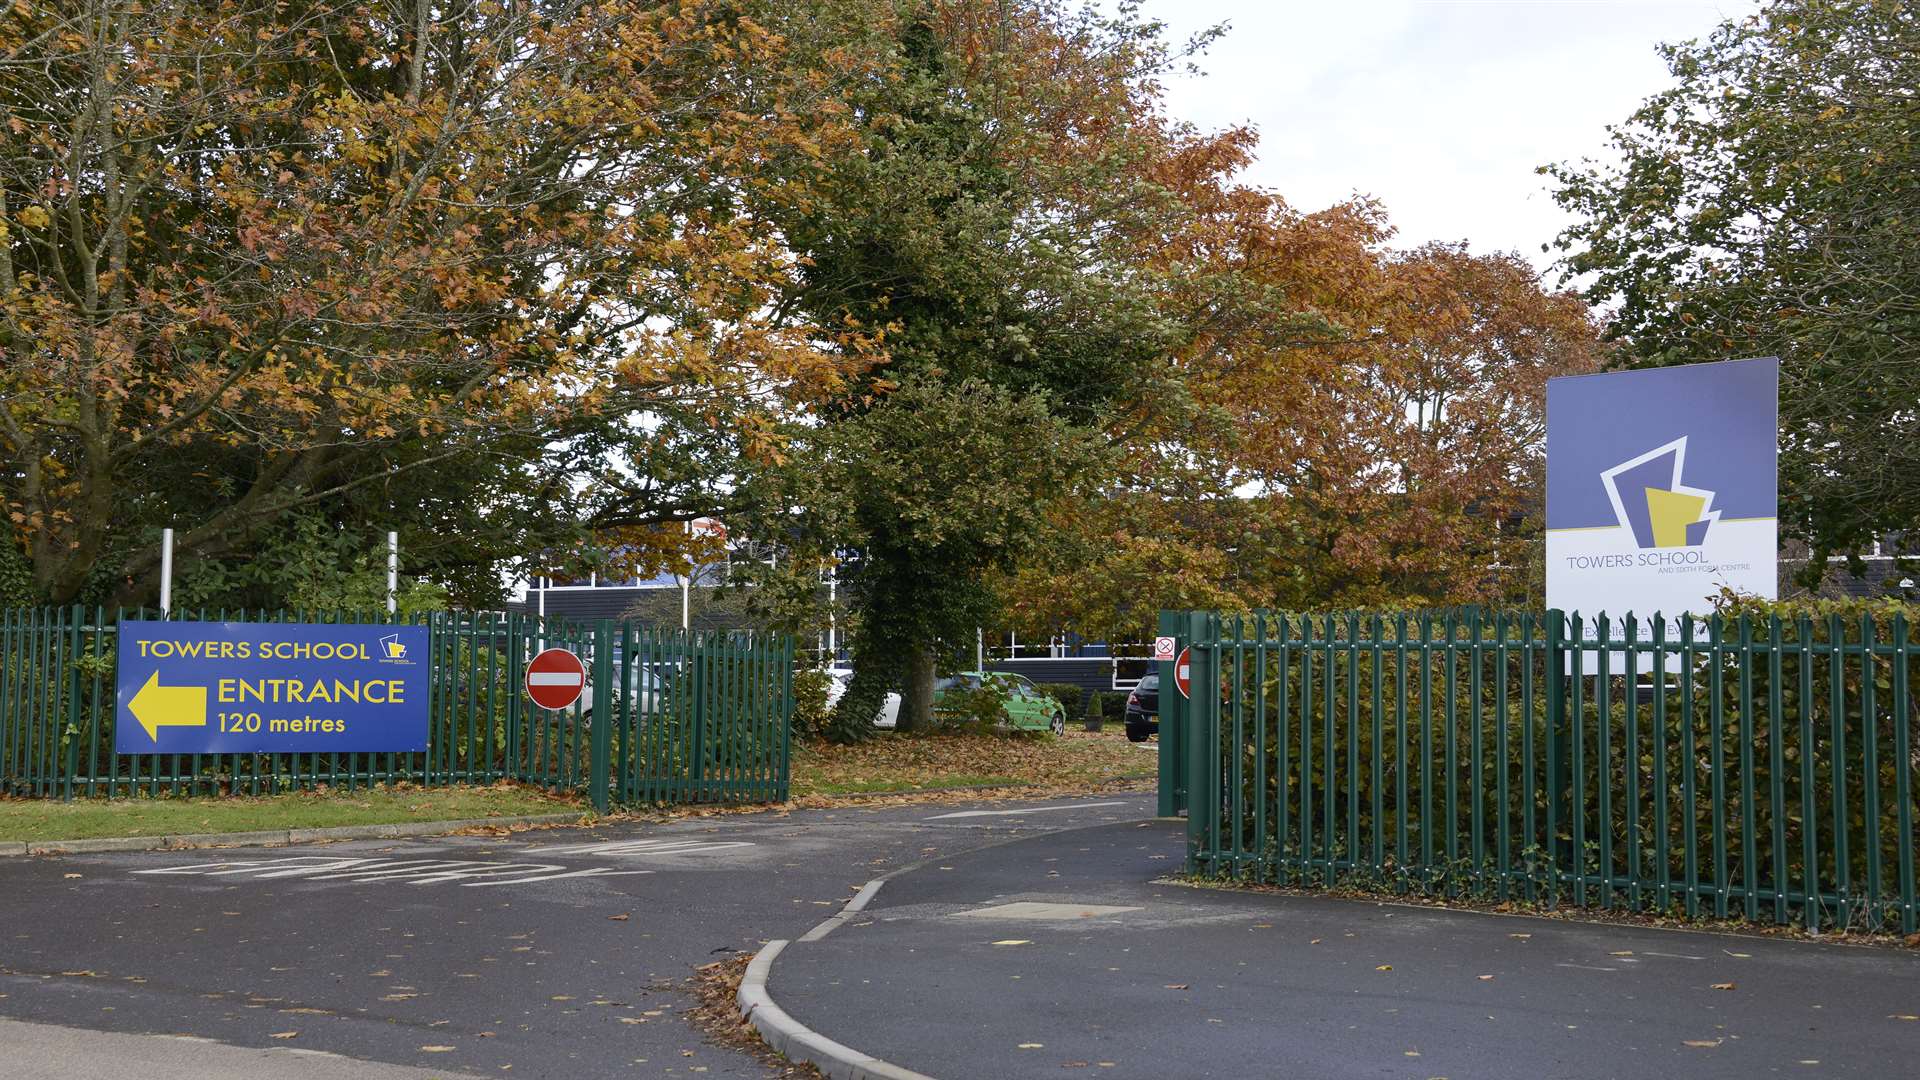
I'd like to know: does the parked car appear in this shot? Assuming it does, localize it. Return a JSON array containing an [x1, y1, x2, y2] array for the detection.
[[933, 671, 1067, 735], [574, 664, 670, 717], [822, 668, 902, 729], [1123, 672, 1159, 742]]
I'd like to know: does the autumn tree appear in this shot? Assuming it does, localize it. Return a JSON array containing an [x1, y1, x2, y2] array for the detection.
[[1545, 0, 1920, 576], [751, 1, 1230, 734], [1002, 202, 1606, 638], [0, 0, 871, 607]]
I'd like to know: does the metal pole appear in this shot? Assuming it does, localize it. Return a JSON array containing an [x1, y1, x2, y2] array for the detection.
[[159, 528, 174, 618], [976, 627, 984, 672], [386, 531, 398, 614], [681, 521, 692, 631], [826, 562, 837, 664]]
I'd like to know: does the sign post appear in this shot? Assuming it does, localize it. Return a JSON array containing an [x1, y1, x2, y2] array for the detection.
[[115, 621, 429, 755], [1154, 611, 1183, 818]]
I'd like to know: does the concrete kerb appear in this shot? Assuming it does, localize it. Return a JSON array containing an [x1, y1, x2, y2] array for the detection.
[[738, 933, 937, 1080], [9, 812, 584, 856], [739, 806, 1165, 1080], [798, 877, 885, 943]]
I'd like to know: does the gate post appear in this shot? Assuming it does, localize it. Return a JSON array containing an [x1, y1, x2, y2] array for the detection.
[[506, 614, 524, 781], [1156, 609, 1184, 818], [1545, 609, 1571, 877], [590, 620, 612, 813], [1184, 610, 1216, 875]]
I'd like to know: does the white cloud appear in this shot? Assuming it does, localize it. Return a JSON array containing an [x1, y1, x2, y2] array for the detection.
[[1144, 0, 1758, 273]]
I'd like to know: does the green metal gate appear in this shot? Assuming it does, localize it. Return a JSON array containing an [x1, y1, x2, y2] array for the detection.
[[0, 607, 792, 811], [1166, 607, 1919, 934]]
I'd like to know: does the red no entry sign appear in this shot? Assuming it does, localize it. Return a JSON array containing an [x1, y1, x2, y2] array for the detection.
[[526, 648, 587, 710], [1174, 646, 1192, 699]]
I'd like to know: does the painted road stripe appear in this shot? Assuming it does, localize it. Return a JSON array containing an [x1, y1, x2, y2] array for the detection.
[[131, 855, 650, 887], [525, 838, 755, 857], [926, 801, 1127, 821], [527, 672, 584, 686]]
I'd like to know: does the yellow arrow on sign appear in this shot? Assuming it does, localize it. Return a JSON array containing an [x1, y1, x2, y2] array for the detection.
[[129, 671, 207, 741]]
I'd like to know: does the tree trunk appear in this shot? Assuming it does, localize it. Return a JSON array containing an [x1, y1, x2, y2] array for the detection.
[[897, 645, 937, 733]]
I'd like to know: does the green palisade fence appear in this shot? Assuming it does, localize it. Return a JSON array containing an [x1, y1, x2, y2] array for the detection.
[[1176, 608, 1920, 934], [0, 607, 791, 811]]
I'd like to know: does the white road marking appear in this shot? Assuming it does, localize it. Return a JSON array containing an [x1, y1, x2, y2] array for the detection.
[[956, 902, 1141, 920], [1555, 963, 1618, 972], [524, 838, 755, 857], [1641, 951, 1706, 961], [926, 801, 1127, 821], [131, 855, 650, 887]]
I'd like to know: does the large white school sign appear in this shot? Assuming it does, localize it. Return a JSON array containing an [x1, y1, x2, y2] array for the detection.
[[1545, 357, 1779, 637]]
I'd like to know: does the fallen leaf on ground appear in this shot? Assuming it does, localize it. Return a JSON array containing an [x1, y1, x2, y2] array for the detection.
[[1376, 965, 1393, 972], [1683, 1039, 1722, 1048], [269, 1032, 297, 1040], [1477, 975, 1494, 981], [1711, 982, 1735, 991], [1018, 1043, 1044, 1049], [1164, 984, 1189, 990], [419, 1045, 455, 1053], [63, 873, 82, 879], [608, 914, 630, 922], [991, 940, 1031, 946]]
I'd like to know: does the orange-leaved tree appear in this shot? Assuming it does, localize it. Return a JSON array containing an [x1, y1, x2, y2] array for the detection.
[[1002, 184, 1607, 638], [0, 0, 874, 605]]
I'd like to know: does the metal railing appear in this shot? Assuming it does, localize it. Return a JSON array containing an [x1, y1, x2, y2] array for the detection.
[[1164, 608, 1919, 934], [0, 607, 791, 810]]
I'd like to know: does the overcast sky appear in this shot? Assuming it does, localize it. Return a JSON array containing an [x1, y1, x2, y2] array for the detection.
[[1141, 0, 1758, 278]]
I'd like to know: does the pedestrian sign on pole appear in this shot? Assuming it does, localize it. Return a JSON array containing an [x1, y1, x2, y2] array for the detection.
[[115, 621, 429, 754], [525, 648, 587, 711]]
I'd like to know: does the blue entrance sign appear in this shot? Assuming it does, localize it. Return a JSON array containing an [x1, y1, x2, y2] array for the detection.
[[115, 621, 431, 755]]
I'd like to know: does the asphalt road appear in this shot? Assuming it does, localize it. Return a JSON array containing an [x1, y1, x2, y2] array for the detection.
[[770, 818, 1920, 1080], [0, 793, 1157, 1078]]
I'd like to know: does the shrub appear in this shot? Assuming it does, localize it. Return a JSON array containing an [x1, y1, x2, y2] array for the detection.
[[1034, 682, 1087, 715], [791, 668, 833, 739], [934, 678, 1014, 734]]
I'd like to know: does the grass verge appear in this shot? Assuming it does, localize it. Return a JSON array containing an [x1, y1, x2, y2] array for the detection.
[[791, 728, 1155, 798], [0, 781, 583, 842]]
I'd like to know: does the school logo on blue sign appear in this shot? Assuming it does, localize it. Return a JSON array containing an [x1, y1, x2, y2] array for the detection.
[[1600, 437, 1719, 550]]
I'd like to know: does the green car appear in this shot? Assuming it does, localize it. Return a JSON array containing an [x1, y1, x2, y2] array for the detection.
[[932, 671, 1067, 735]]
